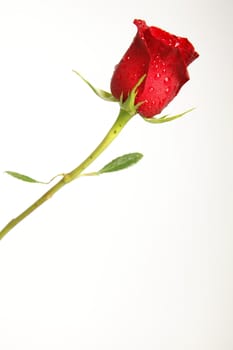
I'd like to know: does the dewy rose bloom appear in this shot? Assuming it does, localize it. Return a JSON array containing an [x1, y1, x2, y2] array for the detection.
[[110, 19, 199, 118]]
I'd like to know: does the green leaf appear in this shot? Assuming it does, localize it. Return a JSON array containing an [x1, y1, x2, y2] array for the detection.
[[72, 70, 118, 102], [5, 171, 63, 184], [143, 108, 195, 124], [98, 153, 143, 174]]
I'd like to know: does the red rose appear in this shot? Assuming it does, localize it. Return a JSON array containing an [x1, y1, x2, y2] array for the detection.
[[110, 19, 199, 118]]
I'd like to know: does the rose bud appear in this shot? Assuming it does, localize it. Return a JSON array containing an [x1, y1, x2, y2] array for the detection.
[[110, 19, 199, 118]]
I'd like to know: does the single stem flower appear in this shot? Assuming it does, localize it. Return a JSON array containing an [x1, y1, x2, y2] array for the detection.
[[0, 19, 198, 240]]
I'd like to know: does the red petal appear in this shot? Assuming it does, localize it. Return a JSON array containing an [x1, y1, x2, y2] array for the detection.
[[149, 25, 199, 66], [110, 27, 149, 100]]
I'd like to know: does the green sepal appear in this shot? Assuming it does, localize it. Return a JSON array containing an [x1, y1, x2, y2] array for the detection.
[[72, 70, 118, 102], [143, 108, 195, 124], [120, 74, 146, 117], [98, 152, 143, 174]]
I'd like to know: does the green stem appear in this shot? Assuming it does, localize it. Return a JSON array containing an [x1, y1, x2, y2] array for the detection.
[[0, 109, 134, 240]]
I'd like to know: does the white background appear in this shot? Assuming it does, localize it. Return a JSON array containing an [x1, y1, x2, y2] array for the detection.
[[0, 0, 232, 349]]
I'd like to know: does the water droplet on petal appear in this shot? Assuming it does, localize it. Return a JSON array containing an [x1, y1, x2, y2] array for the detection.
[[123, 55, 131, 62], [165, 87, 170, 93], [156, 73, 161, 79], [164, 77, 169, 83], [168, 38, 173, 46], [149, 87, 154, 92]]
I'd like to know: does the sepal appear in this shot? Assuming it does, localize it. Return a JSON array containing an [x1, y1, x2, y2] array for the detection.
[[120, 74, 146, 116], [143, 108, 195, 123], [72, 70, 118, 102]]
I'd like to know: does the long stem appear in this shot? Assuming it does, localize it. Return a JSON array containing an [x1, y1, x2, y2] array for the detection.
[[0, 109, 133, 240]]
